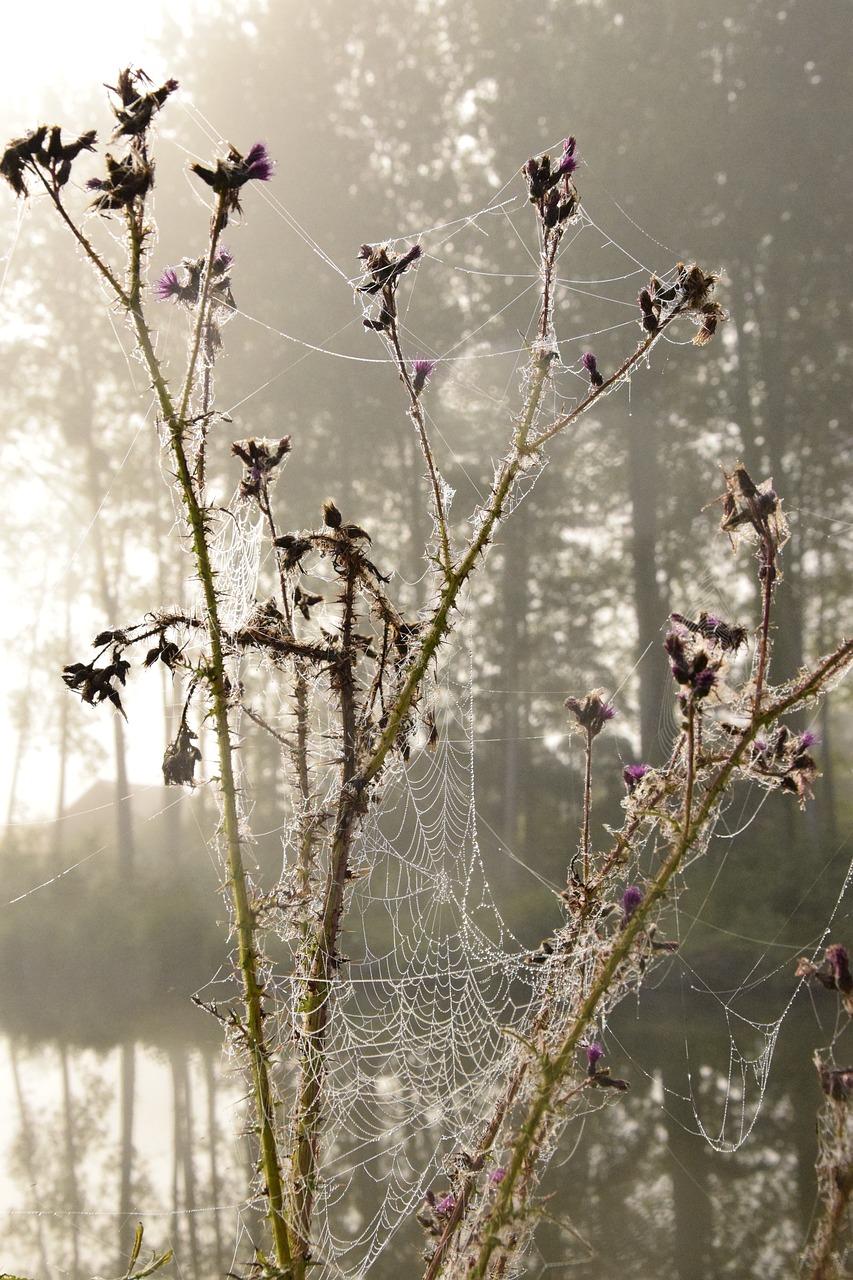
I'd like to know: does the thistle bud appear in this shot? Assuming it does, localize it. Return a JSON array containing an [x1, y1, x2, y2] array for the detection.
[[323, 499, 343, 529]]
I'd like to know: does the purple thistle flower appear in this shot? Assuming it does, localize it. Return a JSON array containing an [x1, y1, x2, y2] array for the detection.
[[799, 731, 819, 749], [692, 666, 718, 698], [190, 141, 275, 213], [242, 141, 274, 183], [581, 351, 604, 388], [154, 267, 183, 301], [556, 136, 578, 177], [213, 246, 233, 274], [412, 358, 437, 395], [489, 1168, 506, 1185], [620, 885, 643, 926], [622, 763, 648, 794], [434, 1193, 456, 1217], [586, 1043, 604, 1071]]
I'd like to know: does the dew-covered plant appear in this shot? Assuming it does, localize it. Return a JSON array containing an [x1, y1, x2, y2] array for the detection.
[[4, 70, 853, 1280]]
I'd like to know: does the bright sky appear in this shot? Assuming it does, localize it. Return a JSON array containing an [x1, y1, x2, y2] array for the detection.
[[0, 2, 234, 819], [0, 0, 222, 124]]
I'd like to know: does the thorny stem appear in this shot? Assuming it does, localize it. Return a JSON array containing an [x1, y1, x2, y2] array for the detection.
[[288, 554, 361, 1276], [363, 346, 554, 789], [581, 729, 593, 884], [110, 194, 293, 1269], [537, 230, 561, 346], [35, 172, 129, 305], [258, 486, 294, 634], [255, 484, 318, 914], [802, 1089, 853, 1280], [527, 301, 692, 454], [683, 700, 697, 835], [177, 199, 227, 428], [753, 534, 776, 721], [449, 655, 852, 1280]]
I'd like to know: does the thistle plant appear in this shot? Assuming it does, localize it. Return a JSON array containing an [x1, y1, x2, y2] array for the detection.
[[4, 72, 853, 1279]]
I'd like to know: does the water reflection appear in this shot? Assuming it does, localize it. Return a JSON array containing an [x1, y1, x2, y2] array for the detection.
[[0, 791, 832, 1279], [1, 1037, 252, 1279], [0, 984, 827, 1280]]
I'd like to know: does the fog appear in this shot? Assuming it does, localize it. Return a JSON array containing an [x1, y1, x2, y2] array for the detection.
[[1, 3, 851, 1277]]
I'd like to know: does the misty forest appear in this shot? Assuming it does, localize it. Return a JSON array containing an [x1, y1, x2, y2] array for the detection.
[[1, 2, 852, 1279]]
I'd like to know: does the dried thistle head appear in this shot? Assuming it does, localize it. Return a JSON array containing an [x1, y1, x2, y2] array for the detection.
[[676, 261, 719, 308], [323, 499, 343, 529], [693, 301, 728, 346], [564, 688, 616, 738], [715, 464, 790, 553]]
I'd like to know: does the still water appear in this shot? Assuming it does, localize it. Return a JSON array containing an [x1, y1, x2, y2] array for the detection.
[[0, 786, 838, 1279], [0, 982, 828, 1280]]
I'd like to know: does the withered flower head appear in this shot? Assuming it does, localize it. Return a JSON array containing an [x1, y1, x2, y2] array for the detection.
[[358, 242, 422, 295], [87, 149, 154, 212], [1, 125, 96, 197], [323, 499, 343, 529], [675, 261, 719, 309], [107, 69, 179, 138], [62, 649, 130, 719], [693, 301, 728, 347], [716, 463, 790, 553], [637, 287, 660, 333], [564, 689, 617, 738], [162, 722, 201, 787], [819, 1060, 853, 1102], [273, 534, 312, 571], [750, 725, 820, 808], [664, 630, 722, 706], [826, 945, 853, 994], [232, 436, 291, 499], [1, 128, 45, 196], [523, 137, 580, 232]]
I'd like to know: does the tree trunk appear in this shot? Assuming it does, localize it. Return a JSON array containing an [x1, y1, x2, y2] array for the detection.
[[625, 412, 668, 763], [117, 1040, 137, 1271]]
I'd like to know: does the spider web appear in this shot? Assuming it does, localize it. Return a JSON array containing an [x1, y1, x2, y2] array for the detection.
[[1, 91, 852, 1280]]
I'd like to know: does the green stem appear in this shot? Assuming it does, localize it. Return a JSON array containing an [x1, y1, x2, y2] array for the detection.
[[288, 556, 361, 1275], [118, 200, 293, 1271], [459, 659, 851, 1279], [528, 303, 691, 453], [364, 347, 554, 788]]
